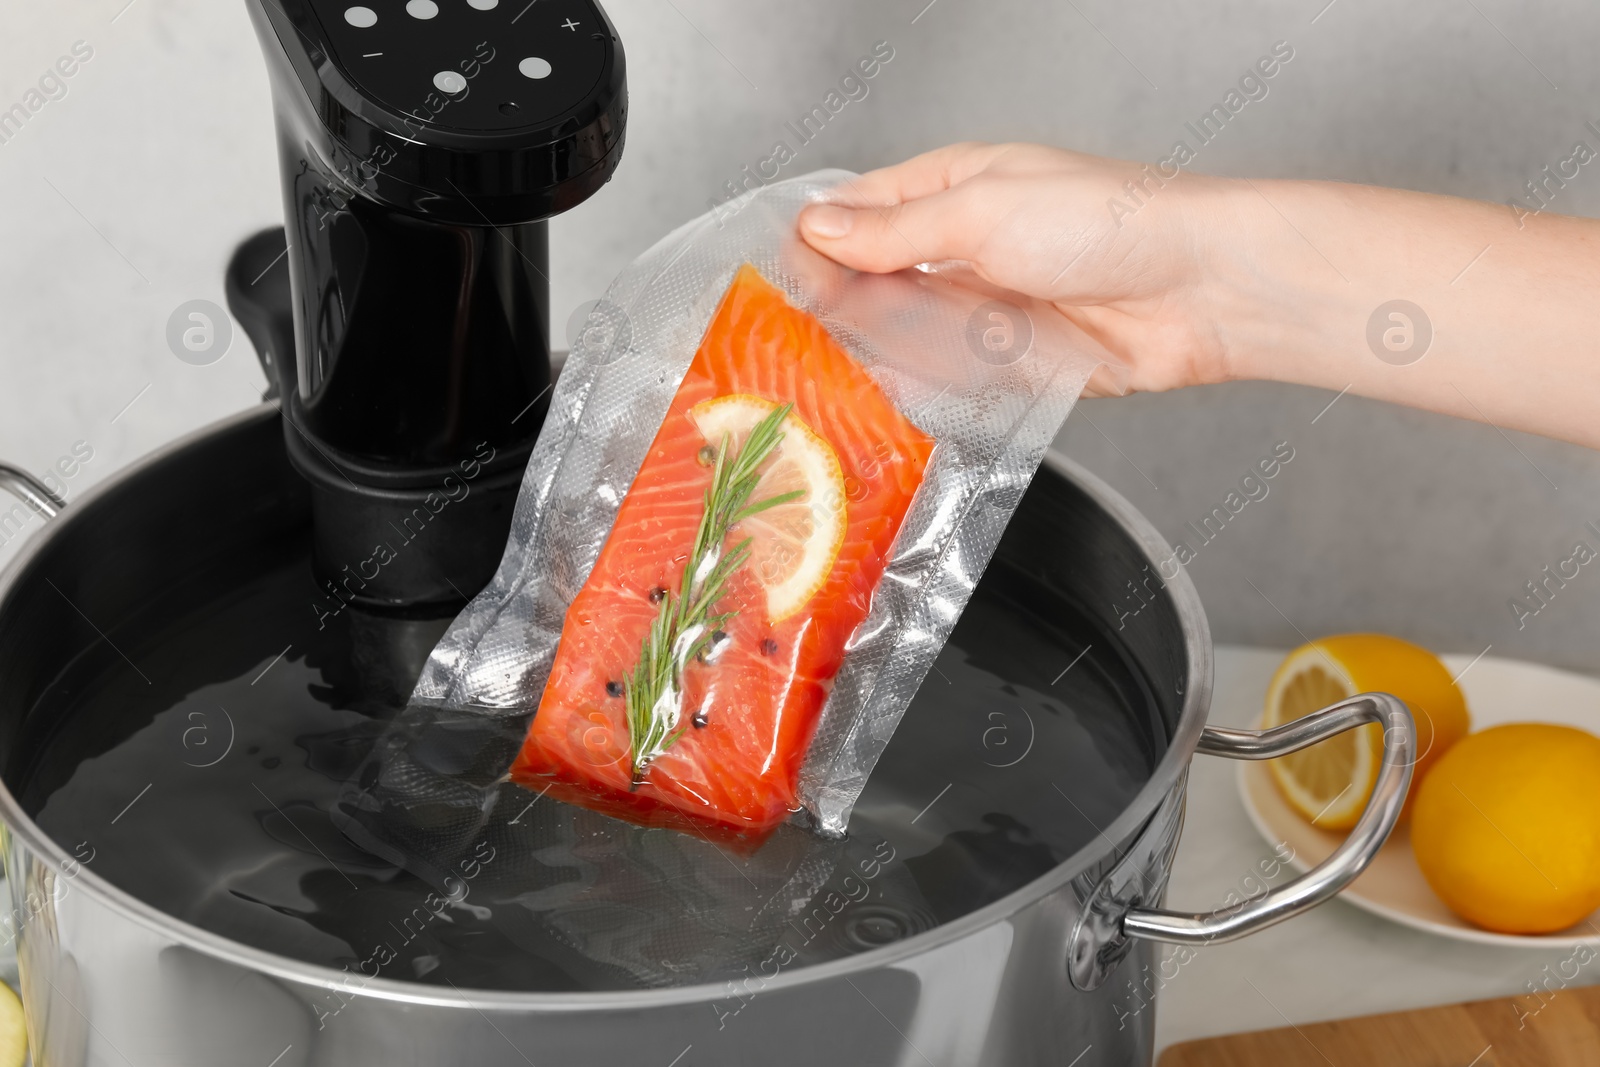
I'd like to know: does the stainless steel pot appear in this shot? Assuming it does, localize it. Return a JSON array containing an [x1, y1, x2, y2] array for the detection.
[[0, 405, 1414, 1067]]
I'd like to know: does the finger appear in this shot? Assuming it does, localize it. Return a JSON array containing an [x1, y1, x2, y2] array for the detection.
[[827, 142, 1008, 208], [799, 186, 984, 273]]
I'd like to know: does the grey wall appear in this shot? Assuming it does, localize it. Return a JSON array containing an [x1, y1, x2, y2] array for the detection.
[[2, 0, 1598, 668]]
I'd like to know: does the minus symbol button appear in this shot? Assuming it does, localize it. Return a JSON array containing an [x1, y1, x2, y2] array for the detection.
[[363, 51, 383, 57]]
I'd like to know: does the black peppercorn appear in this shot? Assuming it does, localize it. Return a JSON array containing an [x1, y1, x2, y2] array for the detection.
[[692, 711, 709, 728], [649, 586, 666, 604], [605, 680, 623, 698], [760, 638, 779, 656], [696, 445, 717, 466]]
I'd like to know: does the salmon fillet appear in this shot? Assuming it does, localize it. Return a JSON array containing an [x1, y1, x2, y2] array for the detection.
[[510, 264, 934, 842]]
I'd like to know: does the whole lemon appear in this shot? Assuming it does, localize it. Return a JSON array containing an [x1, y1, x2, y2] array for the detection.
[[1411, 723, 1600, 934]]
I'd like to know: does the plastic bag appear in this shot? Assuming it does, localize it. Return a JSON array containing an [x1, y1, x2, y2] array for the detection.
[[408, 169, 1112, 839], [335, 717, 849, 989]]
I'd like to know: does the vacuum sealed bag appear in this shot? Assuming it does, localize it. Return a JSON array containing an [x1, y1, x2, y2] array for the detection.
[[408, 169, 1113, 841]]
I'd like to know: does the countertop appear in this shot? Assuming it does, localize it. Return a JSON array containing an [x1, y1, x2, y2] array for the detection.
[[1153, 646, 1587, 1054]]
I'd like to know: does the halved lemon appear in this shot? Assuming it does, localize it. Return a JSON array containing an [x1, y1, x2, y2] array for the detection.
[[0, 981, 25, 1067], [1264, 634, 1469, 831], [689, 395, 847, 622]]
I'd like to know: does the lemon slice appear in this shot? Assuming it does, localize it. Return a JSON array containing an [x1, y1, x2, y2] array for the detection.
[[1264, 633, 1469, 831], [0, 981, 26, 1067], [689, 395, 847, 622]]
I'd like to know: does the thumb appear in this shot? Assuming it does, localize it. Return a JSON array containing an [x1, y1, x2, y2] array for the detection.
[[798, 189, 978, 274]]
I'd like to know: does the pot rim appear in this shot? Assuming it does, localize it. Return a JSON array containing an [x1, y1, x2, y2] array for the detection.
[[0, 403, 1213, 1011]]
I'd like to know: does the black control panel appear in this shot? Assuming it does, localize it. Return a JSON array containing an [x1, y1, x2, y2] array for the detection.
[[250, 0, 626, 222], [312, 0, 613, 133]]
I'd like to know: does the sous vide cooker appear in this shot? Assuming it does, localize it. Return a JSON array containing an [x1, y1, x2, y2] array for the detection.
[[249, 0, 626, 611]]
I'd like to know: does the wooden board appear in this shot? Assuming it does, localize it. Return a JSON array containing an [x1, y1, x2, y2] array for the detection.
[[1158, 982, 1600, 1066]]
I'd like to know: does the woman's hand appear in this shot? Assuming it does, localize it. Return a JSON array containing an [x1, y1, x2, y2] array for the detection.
[[799, 142, 1600, 450]]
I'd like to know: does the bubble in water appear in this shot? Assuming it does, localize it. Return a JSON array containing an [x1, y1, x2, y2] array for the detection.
[[842, 904, 914, 949]]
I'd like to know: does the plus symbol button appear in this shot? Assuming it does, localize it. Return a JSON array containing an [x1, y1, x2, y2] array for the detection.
[[561, 18, 580, 30]]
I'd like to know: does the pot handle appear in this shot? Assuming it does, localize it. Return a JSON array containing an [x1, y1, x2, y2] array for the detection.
[[1123, 691, 1414, 946], [0, 464, 66, 519]]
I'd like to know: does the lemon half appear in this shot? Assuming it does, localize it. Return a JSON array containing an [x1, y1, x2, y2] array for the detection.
[[1264, 634, 1469, 830], [0, 981, 25, 1067]]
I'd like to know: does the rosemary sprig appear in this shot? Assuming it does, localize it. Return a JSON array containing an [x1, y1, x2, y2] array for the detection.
[[624, 402, 804, 786]]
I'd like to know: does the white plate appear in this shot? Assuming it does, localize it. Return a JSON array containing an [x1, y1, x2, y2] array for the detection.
[[1232, 649, 1600, 948]]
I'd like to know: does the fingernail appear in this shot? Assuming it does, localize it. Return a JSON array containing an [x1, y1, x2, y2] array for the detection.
[[802, 204, 853, 239]]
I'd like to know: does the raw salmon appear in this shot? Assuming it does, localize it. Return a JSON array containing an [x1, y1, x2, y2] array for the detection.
[[510, 264, 934, 842]]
